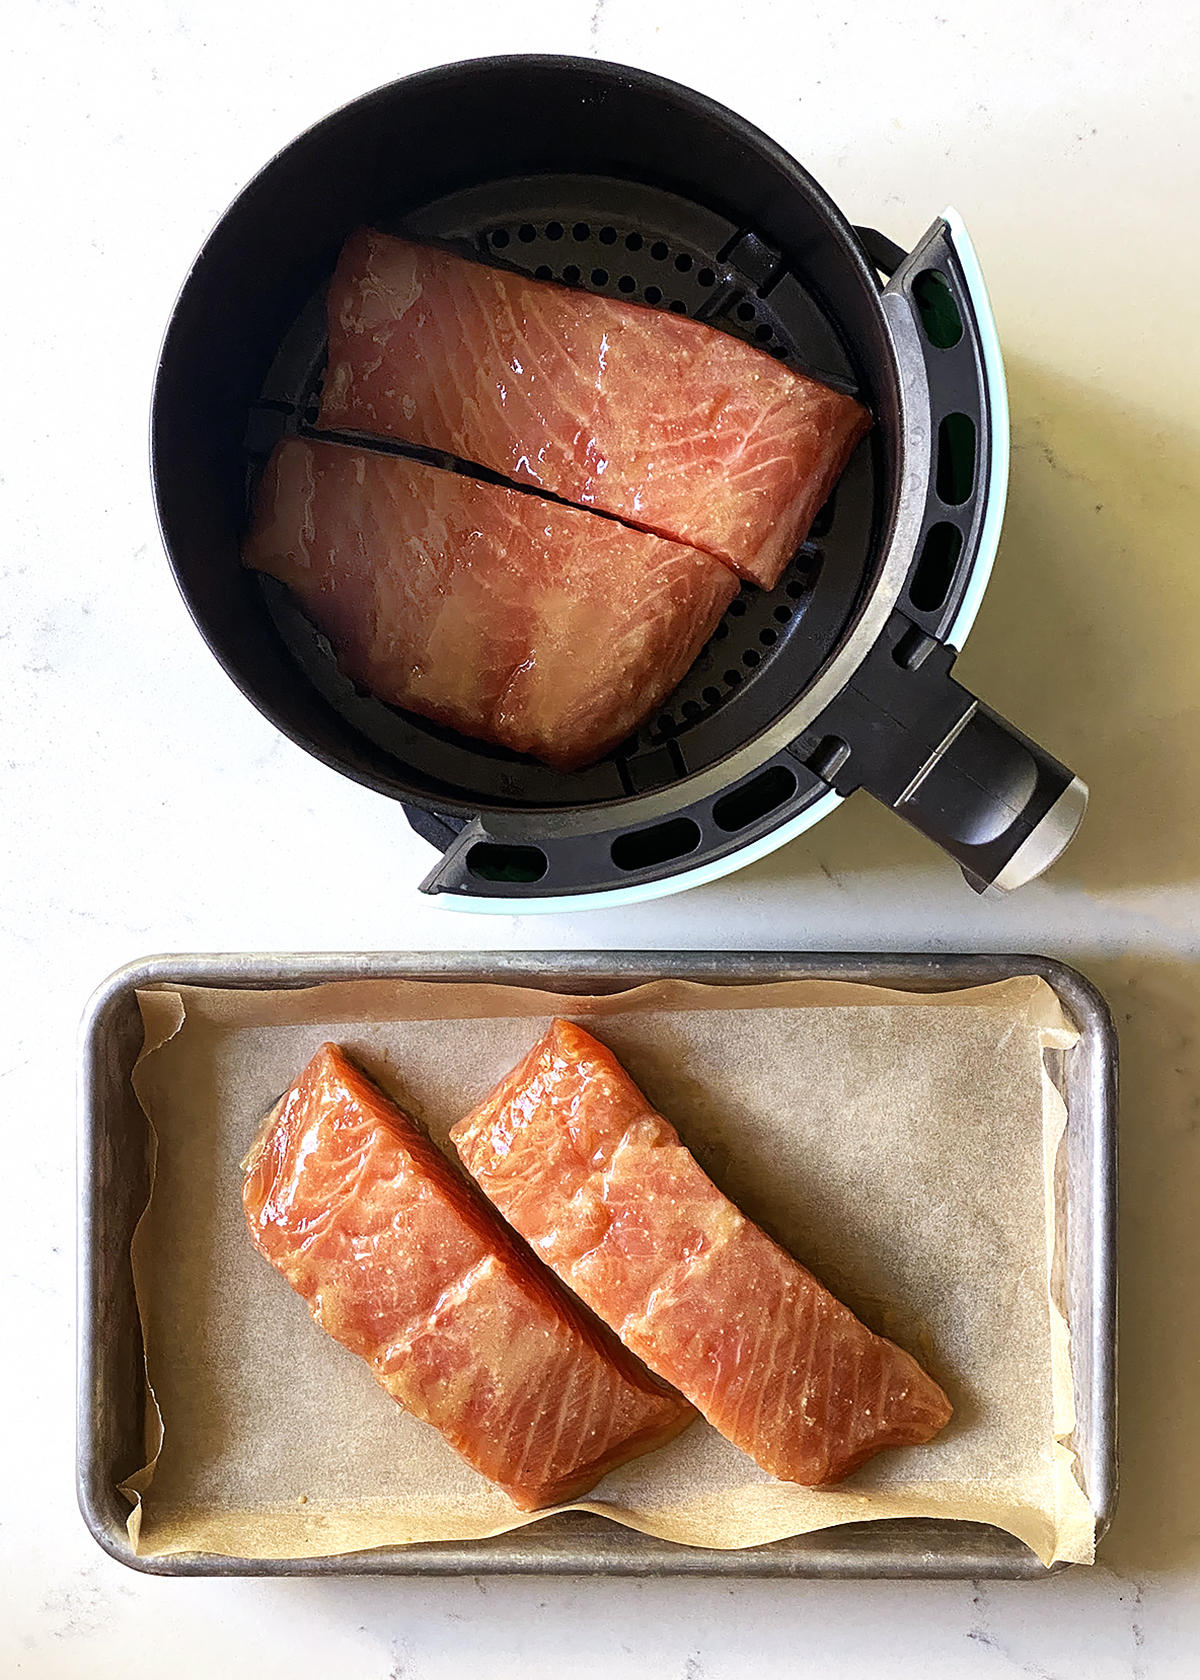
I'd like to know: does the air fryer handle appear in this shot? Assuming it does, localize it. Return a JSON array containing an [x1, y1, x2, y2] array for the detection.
[[797, 614, 1087, 890], [885, 700, 1086, 892]]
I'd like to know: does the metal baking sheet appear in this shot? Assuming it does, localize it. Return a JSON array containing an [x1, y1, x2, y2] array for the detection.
[[77, 951, 1117, 1578]]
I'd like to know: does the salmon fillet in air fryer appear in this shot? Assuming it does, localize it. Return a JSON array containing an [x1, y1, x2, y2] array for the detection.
[[243, 437, 737, 771], [451, 1020, 953, 1487], [242, 1043, 695, 1511], [318, 229, 873, 589]]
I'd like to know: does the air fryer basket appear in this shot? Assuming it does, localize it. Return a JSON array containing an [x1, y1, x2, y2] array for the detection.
[[152, 55, 1085, 903]]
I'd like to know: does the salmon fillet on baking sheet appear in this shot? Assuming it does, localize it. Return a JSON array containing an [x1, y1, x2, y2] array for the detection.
[[242, 1043, 695, 1512], [451, 1020, 952, 1487], [318, 229, 872, 589], [243, 437, 737, 771]]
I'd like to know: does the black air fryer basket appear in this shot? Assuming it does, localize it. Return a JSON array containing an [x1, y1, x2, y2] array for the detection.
[[152, 55, 1086, 910]]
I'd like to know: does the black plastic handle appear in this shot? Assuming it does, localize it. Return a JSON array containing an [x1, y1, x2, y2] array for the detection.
[[790, 612, 1087, 890]]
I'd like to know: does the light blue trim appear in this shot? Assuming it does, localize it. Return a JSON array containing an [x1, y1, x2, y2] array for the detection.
[[435, 788, 845, 914], [939, 206, 1009, 653]]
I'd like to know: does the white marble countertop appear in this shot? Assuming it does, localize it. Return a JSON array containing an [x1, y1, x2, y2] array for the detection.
[[5, 0, 1199, 1673]]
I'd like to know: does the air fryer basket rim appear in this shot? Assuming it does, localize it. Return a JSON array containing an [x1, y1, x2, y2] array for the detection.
[[150, 53, 907, 820]]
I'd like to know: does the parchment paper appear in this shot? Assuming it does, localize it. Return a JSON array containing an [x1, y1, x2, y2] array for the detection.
[[124, 974, 1096, 1566]]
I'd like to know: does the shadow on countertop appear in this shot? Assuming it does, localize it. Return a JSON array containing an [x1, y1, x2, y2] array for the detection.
[[705, 358, 1200, 1580], [1081, 956, 1200, 1578], [733, 355, 1200, 898]]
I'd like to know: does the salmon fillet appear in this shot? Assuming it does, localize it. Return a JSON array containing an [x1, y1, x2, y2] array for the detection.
[[318, 229, 872, 589], [243, 437, 737, 771], [451, 1020, 953, 1486], [242, 1043, 696, 1511]]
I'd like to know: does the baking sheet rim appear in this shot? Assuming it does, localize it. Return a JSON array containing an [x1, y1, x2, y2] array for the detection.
[[76, 950, 1117, 1578]]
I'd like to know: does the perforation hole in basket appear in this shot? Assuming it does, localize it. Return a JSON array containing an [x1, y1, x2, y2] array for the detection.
[[486, 221, 740, 329]]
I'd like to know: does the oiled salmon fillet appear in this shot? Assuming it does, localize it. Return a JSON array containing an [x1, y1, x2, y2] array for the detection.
[[243, 437, 737, 771], [319, 229, 872, 589], [451, 1020, 953, 1487], [242, 1043, 695, 1511]]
